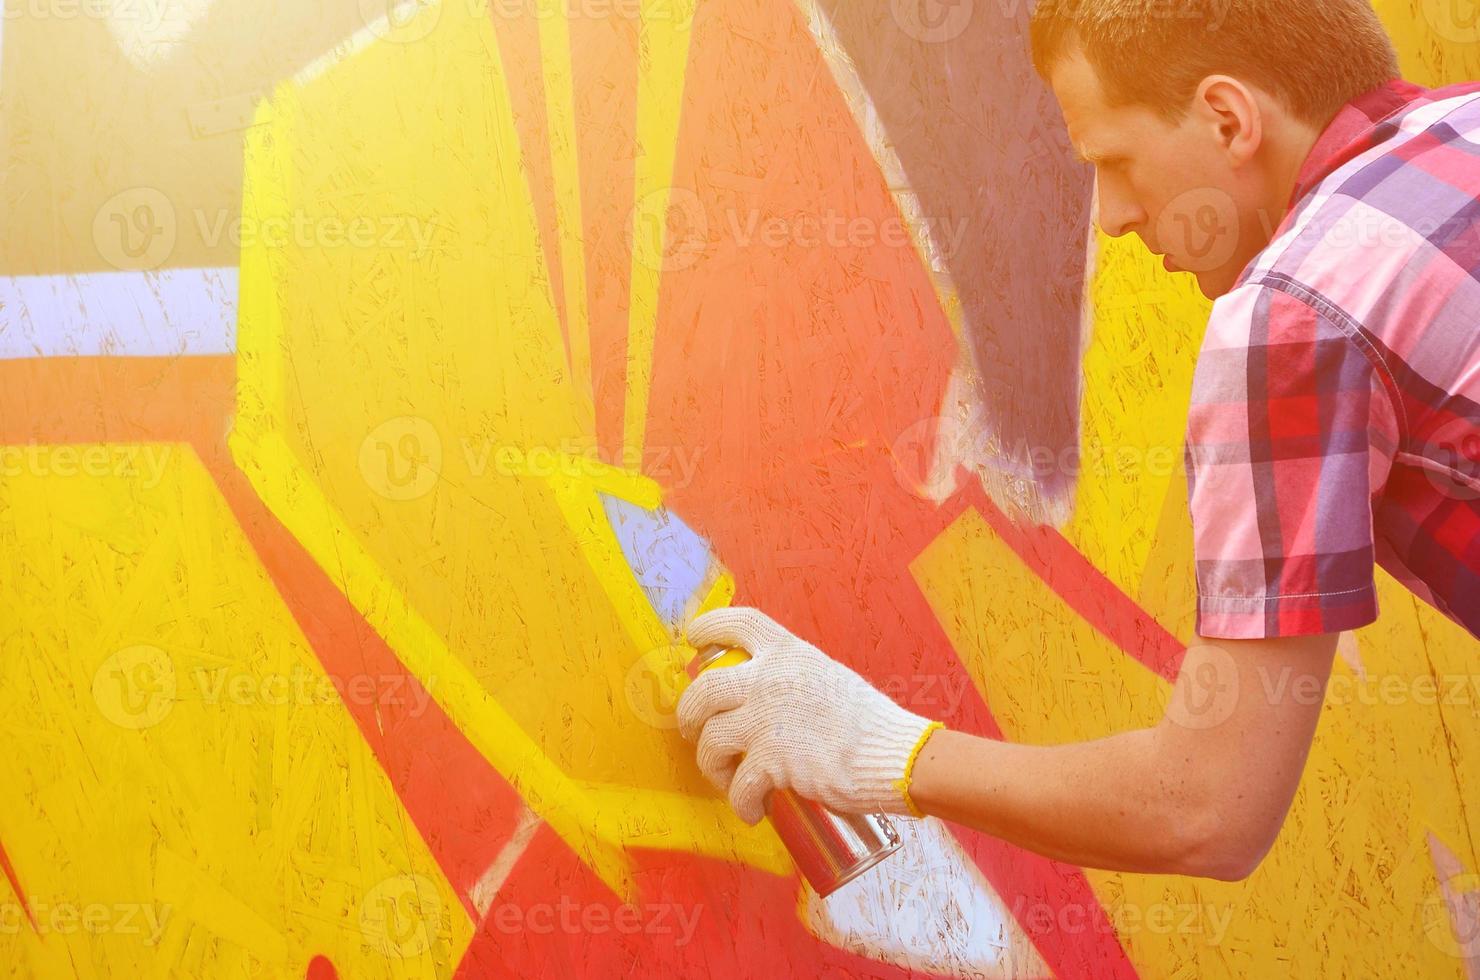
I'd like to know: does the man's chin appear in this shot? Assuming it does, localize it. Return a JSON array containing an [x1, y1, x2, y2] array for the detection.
[[1191, 269, 1238, 301], [1161, 254, 1238, 300]]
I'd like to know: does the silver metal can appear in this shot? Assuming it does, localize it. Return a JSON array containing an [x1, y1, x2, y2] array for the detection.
[[686, 644, 902, 898]]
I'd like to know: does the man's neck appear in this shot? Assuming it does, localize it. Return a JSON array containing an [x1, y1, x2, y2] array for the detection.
[[1259, 116, 1325, 237]]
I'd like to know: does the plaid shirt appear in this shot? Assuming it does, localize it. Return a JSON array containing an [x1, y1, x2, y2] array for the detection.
[[1187, 80, 1480, 641]]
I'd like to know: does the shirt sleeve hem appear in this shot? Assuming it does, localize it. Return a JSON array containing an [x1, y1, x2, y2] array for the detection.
[[1195, 586, 1379, 639]]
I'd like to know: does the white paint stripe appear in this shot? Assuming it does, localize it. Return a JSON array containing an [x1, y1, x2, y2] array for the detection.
[[804, 817, 1041, 977], [293, 0, 443, 86], [469, 805, 542, 919], [0, 268, 238, 359], [105, 0, 217, 72]]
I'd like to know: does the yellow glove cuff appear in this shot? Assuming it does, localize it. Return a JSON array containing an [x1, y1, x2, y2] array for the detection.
[[896, 721, 945, 819]]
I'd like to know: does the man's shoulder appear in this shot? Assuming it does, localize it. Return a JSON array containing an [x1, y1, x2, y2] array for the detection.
[[1197, 280, 1356, 370], [1287, 87, 1480, 228], [1238, 88, 1480, 338]]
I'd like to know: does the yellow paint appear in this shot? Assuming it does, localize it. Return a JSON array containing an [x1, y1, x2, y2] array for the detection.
[[545, 468, 673, 654], [536, 0, 598, 434], [1375, 0, 1480, 87], [912, 506, 1467, 978], [623, 0, 701, 459], [1062, 232, 1211, 611], [1354, 576, 1480, 874], [3, 0, 1474, 974], [0, 447, 471, 978], [575, 782, 791, 874], [230, 0, 794, 903]]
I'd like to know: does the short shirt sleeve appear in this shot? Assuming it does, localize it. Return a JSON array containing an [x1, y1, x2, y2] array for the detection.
[[1185, 283, 1399, 639]]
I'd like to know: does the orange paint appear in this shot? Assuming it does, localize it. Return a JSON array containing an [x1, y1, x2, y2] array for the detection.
[[569, 13, 639, 463], [0, 356, 234, 445]]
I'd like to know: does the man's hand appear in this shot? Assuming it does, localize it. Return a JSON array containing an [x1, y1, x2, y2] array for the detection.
[[676, 608, 940, 825]]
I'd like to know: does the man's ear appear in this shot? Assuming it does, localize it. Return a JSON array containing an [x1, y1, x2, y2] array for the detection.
[[1194, 75, 1263, 165]]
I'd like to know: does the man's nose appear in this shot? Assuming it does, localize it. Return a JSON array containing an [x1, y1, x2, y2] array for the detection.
[[1093, 187, 1145, 240]]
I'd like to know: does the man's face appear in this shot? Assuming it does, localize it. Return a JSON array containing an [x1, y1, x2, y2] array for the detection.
[[1049, 51, 1265, 299]]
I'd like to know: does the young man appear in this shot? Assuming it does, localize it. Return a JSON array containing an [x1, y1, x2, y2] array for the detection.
[[677, 0, 1480, 881]]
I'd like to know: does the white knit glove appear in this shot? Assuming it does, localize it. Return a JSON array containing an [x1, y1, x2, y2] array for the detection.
[[676, 607, 942, 825]]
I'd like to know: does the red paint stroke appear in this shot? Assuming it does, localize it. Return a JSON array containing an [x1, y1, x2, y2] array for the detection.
[[0, 839, 38, 932], [813, 0, 1094, 509], [209, 438, 955, 977], [203, 443, 527, 915], [569, 12, 639, 464], [0, 359, 1122, 972], [457, 826, 970, 980], [304, 954, 338, 979], [641, 0, 1151, 973], [665, 468, 1145, 980], [964, 484, 1187, 682]]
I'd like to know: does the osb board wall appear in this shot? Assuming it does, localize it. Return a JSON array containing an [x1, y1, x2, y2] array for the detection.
[[0, 0, 1476, 977]]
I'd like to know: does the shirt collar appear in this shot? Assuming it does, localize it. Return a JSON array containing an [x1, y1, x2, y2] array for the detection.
[[1288, 79, 1427, 210]]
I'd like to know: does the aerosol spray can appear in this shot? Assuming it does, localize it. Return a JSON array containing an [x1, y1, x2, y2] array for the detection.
[[686, 644, 902, 898]]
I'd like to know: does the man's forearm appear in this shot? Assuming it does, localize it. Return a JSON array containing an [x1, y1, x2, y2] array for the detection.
[[677, 610, 1330, 882], [907, 725, 1233, 879], [904, 634, 1336, 881]]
